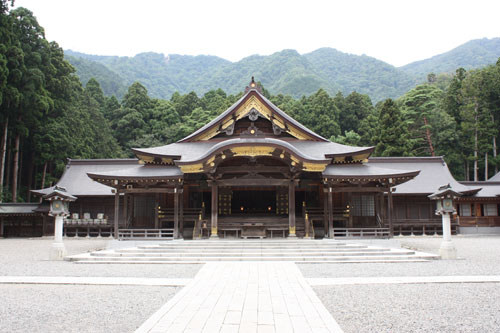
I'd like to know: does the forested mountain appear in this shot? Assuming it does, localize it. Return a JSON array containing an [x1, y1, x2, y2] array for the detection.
[[304, 48, 416, 101], [400, 38, 500, 79], [1, 3, 500, 204], [65, 38, 500, 102], [65, 49, 415, 101]]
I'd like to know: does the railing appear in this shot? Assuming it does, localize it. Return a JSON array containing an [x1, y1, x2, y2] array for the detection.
[[457, 216, 500, 227], [332, 228, 390, 238], [392, 219, 455, 236], [118, 228, 174, 240]]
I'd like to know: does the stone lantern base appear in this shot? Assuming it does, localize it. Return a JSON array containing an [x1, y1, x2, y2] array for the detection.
[[50, 242, 67, 260], [439, 240, 457, 259]]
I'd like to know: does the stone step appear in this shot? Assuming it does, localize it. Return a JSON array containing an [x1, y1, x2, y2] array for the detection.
[[131, 245, 370, 252], [72, 258, 431, 264], [120, 247, 383, 254], [69, 253, 437, 262], [92, 250, 413, 257], [66, 239, 439, 263], [144, 243, 366, 249]]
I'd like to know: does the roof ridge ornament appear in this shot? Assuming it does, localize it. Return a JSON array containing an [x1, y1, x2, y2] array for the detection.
[[245, 76, 263, 93]]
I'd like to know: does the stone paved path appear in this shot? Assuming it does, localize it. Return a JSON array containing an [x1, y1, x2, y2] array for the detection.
[[136, 262, 343, 333]]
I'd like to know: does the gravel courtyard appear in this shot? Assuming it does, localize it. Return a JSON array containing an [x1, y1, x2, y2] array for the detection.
[[0, 238, 201, 333], [0, 237, 202, 278], [0, 236, 499, 332], [299, 235, 500, 333]]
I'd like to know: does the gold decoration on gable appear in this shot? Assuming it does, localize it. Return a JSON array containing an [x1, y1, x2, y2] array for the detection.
[[191, 94, 316, 141], [221, 118, 234, 130], [195, 127, 220, 141], [234, 95, 272, 121], [287, 126, 314, 140]]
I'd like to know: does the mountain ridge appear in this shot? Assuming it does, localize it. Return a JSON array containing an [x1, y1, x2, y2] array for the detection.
[[65, 37, 500, 102]]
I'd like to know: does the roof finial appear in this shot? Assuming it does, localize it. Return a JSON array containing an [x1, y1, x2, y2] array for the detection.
[[245, 76, 261, 93]]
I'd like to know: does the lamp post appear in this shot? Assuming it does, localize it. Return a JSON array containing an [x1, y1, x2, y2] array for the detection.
[[428, 184, 461, 259], [43, 186, 77, 260]]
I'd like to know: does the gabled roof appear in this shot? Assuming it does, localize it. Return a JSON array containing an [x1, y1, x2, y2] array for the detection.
[[459, 181, 500, 197], [489, 172, 500, 182], [131, 80, 375, 169], [46, 159, 140, 196], [178, 87, 328, 143], [368, 157, 478, 195]]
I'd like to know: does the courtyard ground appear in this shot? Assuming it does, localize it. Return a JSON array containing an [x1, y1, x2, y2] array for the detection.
[[299, 235, 500, 333], [0, 235, 498, 332]]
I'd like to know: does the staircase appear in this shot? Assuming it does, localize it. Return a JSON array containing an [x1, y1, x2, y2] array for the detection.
[[66, 239, 439, 263]]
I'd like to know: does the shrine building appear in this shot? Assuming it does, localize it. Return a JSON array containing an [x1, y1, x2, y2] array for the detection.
[[2, 79, 500, 239]]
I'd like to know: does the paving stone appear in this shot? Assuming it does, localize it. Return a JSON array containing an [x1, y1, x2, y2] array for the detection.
[[135, 262, 342, 332]]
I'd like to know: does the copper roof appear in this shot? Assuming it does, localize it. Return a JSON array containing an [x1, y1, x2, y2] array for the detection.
[[489, 172, 500, 182], [87, 164, 182, 180], [323, 163, 420, 181], [48, 159, 140, 196], [133, 138, 373, 162], [368, 157, 478, 195], [459, 181, 500, 197]]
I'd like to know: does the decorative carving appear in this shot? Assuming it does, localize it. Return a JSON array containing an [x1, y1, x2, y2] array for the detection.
[[272, 123, 283, 135], [302, 162, 327, 172], [223, 121, 235, 135], [137, 154, 154, 164], [234, 95, 273, 121], [230, 146, 275, 157], [179, 163, 204, 173], [241, 122, 263, 136], [248, 108, 260, 121]]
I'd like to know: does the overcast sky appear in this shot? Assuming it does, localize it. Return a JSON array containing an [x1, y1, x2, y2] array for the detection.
[[12, 0, 500, 67]]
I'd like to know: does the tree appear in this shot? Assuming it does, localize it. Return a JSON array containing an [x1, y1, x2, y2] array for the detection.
[[339, 91, 374, 134], [399, 84, 444, 156], [375, 99, 411, 157]]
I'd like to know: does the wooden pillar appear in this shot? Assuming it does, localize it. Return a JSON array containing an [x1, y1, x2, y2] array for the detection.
[[179, 188, 184, 238], [347, 192, 353, 228], [123, 194, 128, 229], [323, 191, 328, 237], [288, 179, 296, 237], [388, 188, 394, 237], [129, 194, 134, 227], [114, 189, 120, 239], [379, 193, 385, 225], [210, 180, 218, 238], [174, 187, 179, 239], [154, 193, 159, 229], [327, 187, 334, 238]]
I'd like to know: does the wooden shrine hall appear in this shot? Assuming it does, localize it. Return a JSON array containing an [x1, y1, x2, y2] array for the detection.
[[84, 79, 421, 239], [29, 79, 499, 240]]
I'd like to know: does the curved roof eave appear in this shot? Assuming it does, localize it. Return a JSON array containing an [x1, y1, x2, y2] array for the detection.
[[324, 146, 375, 158], [323, 164, 420, 180], [174, 137, 330, 165], [87, 165, 183, 180]]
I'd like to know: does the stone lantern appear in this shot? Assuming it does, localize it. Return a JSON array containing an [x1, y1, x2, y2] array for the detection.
[[428, 184, 461, 259], [43, 186, 77, 260]]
